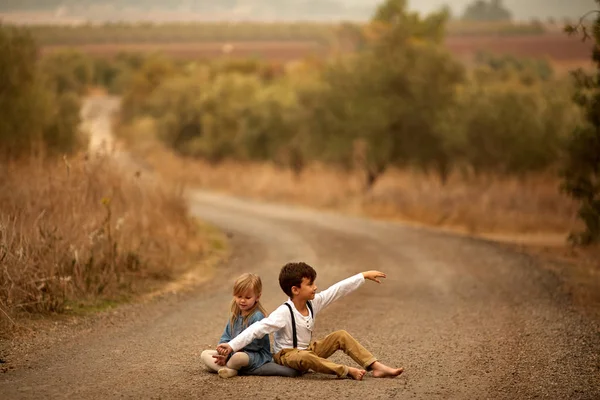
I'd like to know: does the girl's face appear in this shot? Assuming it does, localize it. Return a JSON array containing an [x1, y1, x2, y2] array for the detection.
[[235, 288, 260, 315]]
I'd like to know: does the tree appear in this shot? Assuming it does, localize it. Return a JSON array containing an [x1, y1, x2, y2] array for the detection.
[[40, 50, 94, 95], [310, 0, 464, 190], [462, 0, 512, 22], [120, 54, 176, 122], [0, 24, 83, 159], [0, 24, 43, 158], [562, 3, 600, 245]]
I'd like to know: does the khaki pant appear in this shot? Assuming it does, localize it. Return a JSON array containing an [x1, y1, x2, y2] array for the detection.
[[273, 330, 377, 378]]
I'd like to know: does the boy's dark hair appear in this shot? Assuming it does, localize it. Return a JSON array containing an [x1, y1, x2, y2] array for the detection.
[[279, 262, 317, 298]]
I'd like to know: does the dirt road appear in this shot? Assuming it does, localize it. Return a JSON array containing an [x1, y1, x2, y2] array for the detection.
[[1, 96, 598, 399], [1, 188, 598, 399]]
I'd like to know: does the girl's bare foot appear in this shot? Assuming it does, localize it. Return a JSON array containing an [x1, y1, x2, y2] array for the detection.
[[370, 361, 404, 378], [218, 367, 238, 378], [347, 367, 367, 381]]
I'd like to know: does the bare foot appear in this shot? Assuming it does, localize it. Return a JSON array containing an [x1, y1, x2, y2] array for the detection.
[[347, 367, 366, 381], [370, 361, 404, 378], [218, 367, 238, 378]]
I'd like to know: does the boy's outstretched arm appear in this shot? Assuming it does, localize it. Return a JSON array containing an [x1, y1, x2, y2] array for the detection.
[[362, 270, 386, 283], [311, 270, 386, 314], [216, 306, 288, 356]]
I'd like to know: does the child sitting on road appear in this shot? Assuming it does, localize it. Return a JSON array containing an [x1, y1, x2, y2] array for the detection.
[[201, 273, 299, 378], [217, 262, 404, 380]]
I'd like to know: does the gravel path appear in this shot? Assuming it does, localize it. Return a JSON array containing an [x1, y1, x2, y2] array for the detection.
[[1, 189, 598, 399], [1, 96, 598, 399]]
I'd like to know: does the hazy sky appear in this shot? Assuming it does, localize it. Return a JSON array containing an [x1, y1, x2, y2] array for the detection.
[[0, 1, 593, 22], [402, 0, 594, 20]]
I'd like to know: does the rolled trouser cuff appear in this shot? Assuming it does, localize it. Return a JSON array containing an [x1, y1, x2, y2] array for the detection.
[[364, 357, 378, 370], [340, 365, 349, 378]]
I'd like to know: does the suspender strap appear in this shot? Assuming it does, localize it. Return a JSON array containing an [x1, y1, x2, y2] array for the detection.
[[284, 301, 313, 349], [283, 303, 297, 348]]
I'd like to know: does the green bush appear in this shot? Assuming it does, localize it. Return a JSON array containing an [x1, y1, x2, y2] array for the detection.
[[459, 83, 576, 175], [562, 4, 600, 245], [40, 50, 94, 95], [0, 25, 83, 159]]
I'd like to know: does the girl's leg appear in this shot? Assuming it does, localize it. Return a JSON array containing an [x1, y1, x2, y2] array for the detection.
[[218, 352, 250, 379], [200, 350, 221, 373]]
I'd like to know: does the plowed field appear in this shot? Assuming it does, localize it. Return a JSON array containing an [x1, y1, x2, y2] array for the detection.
[[40, 33, 593, 68]]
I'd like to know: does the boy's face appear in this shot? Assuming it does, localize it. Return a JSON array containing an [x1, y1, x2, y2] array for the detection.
[[293, 277, 317, 301]]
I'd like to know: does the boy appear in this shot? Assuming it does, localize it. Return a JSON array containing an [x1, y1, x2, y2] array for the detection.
[[216, 262, 404, 380]]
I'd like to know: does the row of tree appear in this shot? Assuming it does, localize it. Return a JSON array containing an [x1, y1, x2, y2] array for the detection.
[[115, 2, 577, 189], [0, 25, 84, 160], [113, 1, 599, 244]]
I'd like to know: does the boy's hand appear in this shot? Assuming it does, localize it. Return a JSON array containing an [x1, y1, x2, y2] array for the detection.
[[212, 354, 227, 366], [216, 343, 233, 356], [362, 270, 386, 283]]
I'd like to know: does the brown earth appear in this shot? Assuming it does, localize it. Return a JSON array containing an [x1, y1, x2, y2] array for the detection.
[[39, 33, 594, 69], [445, 33, 593, 62]]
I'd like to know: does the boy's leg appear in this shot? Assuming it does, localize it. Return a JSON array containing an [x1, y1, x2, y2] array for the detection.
[[276, 348, 349, 378], [309, 330, 378, 370], [277, 349, 368, 380], [200, 350, 221, 373]]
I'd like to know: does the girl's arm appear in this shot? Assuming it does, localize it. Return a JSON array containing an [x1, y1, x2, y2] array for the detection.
[[218, 321, 232, 344], [246, 311, 272, 354]]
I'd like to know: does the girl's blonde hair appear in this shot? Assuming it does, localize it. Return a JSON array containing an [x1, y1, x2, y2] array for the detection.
[[229, 273, 267, 328]]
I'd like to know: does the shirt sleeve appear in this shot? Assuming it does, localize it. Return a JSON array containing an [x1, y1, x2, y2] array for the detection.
[[218, 321, 232, 344], [227, 306, 289, 352], [311, 273, 365, 315]]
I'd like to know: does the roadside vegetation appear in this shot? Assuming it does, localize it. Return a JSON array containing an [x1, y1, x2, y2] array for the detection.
[[0, 25, 219, 337], [110, 1, 586, 239]]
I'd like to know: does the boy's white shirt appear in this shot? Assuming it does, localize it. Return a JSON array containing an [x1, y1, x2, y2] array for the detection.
[[227, 273, 365, 354]]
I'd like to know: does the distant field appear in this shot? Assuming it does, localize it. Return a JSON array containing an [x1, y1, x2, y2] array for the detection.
[[446, 33, 592, 64], [39, 33, 592, 70], [40, 41, 327, 62], [2, 14, 590, 67], [7, 15, 550, 46]]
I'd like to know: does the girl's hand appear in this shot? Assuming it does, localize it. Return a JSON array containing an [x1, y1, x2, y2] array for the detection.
[[362, 270, 386, 283], [212, 354, 227, 366], [216, 343, 233, 356]]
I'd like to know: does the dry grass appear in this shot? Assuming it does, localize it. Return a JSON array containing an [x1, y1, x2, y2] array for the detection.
[[135, 141, 580, 237], [0, 153, 214, 336]]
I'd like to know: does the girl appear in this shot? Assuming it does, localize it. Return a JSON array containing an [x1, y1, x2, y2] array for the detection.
[[201, 273, 272, 378]]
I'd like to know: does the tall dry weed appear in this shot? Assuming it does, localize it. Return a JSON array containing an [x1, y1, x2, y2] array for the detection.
[[0, 154, 204, 334], [142, 145, 580, 236]]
